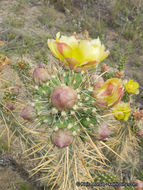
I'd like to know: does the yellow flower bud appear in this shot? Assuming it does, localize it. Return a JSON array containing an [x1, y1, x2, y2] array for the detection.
[[124, 80, 139, 94], [112, 102, 131, 121]]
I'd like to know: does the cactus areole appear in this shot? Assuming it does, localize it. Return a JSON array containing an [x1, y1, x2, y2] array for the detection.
[[51, 86, 77, 111]]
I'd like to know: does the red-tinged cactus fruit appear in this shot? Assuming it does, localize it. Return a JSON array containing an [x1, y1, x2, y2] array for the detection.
[[115, 71, 124, 78], [38, 63, 46, 68], [52, 129, 74, 148], [101, 63, 108, 72], [11, 86, 20, 95], [137, 130, 143, 137], [33, 68, 49, 86], [92, 76, 105, 98], [134, 111, 141, 120], [134, 110, 143, 121], [140, 110, 143, 118], [20, 106, 36, 121], [51, 86, 77, 111], [92, 76, 104, 91], [6, 103, 14, 111], [133, 180, 143, 190], [96, 124, 110, 140]]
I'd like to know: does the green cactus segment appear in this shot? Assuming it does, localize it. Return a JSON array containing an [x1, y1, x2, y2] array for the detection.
[[94, 172, 117, 183], [118, 55, 127, 71], [32, 70, 99, 135], [94, 172, 134, 190]]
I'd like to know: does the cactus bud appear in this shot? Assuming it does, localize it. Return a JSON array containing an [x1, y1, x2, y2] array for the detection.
[[134, 110, 143, 121], [96, 124, 110, 140], [134, 111, 141, 120], [92, 76, 104, 94], [140, 110, 143, 118], [6, 103, 14, 111], [101, 64, 108, 72], [33, 68, 49, 86], [38, 63, 46, 68], [51, 86, 77, 111], [52, 129, 73, 148], [11, 86, 20, 95], [133, 180, 143, 190], [20, 106, 36, 121], [137, 130, 143, 137], [115, 71, 124, 78]]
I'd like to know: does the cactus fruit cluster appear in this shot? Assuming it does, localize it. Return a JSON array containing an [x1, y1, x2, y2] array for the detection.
[[0, 31, 143, 190]]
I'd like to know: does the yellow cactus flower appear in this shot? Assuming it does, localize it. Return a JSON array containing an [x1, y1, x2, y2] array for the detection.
[[124, 80, 139, 94], [48, 32, 109, 71], [112, 102, 131, 121], [93, 78, 124, 107]]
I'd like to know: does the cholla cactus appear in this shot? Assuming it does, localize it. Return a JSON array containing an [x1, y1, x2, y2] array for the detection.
[[1, 31, 143, 189]]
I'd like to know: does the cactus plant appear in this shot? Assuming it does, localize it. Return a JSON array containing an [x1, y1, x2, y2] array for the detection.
[[0, 31, 142, 190]]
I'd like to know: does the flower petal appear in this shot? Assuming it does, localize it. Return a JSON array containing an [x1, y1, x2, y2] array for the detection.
[[48, 32, 109, 70], [48, 39, 64, 61], [94, 78, 124, 107], [81, 60, 99, 67], [112, 102, 130, 121], [56, 42, 72, 58], [65, 57, 80, 69], [74, 40, 100, 64]]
